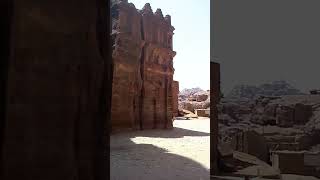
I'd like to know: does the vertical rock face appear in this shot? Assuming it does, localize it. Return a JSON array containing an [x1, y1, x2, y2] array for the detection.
[[172, 81, 179, 117], [211, 61, 220, 174], [111, 1, 177, 130], [1, 0, 110, 179], [111, 1, 144, 130]]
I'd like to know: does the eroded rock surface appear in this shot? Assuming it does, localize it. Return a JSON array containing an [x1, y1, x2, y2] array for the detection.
[[178, 88, 210, 113], [111, 1, 178, 130]]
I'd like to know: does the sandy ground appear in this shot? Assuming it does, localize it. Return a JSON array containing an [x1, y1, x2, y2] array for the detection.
[[110, 118, 210, 180]]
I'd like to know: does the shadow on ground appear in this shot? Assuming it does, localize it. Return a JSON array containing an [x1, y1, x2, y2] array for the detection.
[[111, 127, 210, 180], [131, 127, 210, 138]]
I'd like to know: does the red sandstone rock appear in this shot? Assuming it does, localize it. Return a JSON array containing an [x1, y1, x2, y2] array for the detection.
[[172, 81, 179, 117], [111, 1, 144, 130], [111, 1, 177, 130]]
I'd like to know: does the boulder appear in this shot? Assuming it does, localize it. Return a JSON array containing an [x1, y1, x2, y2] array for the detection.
[[178, 109, 198, 119]]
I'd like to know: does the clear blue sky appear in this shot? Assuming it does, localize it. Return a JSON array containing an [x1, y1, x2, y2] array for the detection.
[[129, 0, 210, 91]]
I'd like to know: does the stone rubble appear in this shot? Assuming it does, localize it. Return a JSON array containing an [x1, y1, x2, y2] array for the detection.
[[218, 82, 320, 178]]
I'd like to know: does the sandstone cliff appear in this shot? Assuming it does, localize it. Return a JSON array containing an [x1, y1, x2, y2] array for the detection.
[[111, 1, 178, 130]]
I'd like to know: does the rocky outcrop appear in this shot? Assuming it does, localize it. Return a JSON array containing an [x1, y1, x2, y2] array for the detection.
[[250, 96, 314, 127], [219, 86, 320, 176], [178, 88, 210, 114], [227, 81, 304, 100], [179, 101, 210, 113], [219, 95, 320, 153], [179, 87, 206, 100], [193, 90, 209, 102], [111, 1, 177, 130], [220, 95, 315, 128]]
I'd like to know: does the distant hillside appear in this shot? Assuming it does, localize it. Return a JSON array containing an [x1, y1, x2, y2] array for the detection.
[[226, 80, 304, 99], [179, 87, 206, 97]]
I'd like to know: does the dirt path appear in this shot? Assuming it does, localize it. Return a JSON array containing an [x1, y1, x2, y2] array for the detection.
[[110, 118, 210, 180]]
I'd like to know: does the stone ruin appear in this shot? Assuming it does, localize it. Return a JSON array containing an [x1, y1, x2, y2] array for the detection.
[[111, 1, 179, 130]]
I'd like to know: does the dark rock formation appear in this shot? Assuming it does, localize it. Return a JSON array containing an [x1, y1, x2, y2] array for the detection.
[[111, 1, 177, 130], [250, 96, 314, 127], [294, 103, 313, 125], [230, 131, 269, 163], [1, 0, 111, 179], [211, 61, 220, 174]]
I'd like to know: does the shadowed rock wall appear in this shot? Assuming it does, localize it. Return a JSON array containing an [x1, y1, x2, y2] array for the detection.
[[1, 0, 111, 179], [111, 1, 177, 130], [211, 61, 220, 174]]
